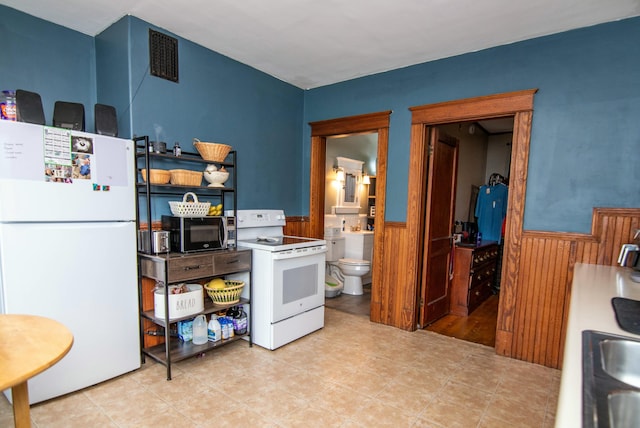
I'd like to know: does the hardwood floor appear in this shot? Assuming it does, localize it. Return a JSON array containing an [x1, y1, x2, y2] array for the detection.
[[325, 284, 499, 348], [425, 294, 499, 347]]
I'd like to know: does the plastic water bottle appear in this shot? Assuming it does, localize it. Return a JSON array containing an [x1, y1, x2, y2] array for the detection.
[[192, 315, 208, 345]]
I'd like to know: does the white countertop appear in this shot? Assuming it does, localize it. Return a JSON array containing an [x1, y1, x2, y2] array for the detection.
[[555, 263, 640, 427]]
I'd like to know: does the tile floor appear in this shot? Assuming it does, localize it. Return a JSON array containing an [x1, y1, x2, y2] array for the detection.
[[0, 308, 561, 427], [324, 285, 371, 317]]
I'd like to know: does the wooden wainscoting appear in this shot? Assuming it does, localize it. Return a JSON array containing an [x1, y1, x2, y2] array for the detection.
[[500, 208, 640, 368], [370, 222, 411, 327], [283, 216, 311, 238]]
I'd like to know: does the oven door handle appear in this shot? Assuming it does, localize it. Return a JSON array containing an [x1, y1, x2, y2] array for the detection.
[[271, 246, 327, 260]]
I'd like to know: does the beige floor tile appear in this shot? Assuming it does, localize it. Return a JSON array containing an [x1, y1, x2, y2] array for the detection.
[[484, 394, 546, 428], [419, 396, 485, 428], [310, 383, 369, 417], [374, 378, 438, 415], [344, 397, 418, 427], [275, 403, 349, 427], [0, 308, 562, 428]]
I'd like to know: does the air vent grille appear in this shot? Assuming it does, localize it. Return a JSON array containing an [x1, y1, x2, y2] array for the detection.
[[149, 29, 179, 83]]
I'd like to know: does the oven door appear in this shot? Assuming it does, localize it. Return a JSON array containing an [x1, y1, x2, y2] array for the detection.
[[271, 249, 325, 323]]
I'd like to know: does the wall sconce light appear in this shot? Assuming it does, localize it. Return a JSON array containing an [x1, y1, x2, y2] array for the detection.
[[335, 168, 345, 182], [363, 175, 370, 185]]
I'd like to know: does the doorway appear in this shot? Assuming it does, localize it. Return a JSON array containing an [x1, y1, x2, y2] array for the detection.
[[425, 119, 514, 347], [407, 89, 536, 358], [323, 133, 377, 317], [309, 111, 391, 321]]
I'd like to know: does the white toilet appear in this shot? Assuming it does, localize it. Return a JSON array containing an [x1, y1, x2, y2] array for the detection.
[[325, 235, 371, 296]]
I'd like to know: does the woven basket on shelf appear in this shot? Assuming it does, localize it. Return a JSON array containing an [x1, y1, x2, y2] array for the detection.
[[193, 138, 232, 162], [141, 168, 170, 184], [204, 280, 245, 305], [169, 169, 203, 186], [168, 192, 211, 217]]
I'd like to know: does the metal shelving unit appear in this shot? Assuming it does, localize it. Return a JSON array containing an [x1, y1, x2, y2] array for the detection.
[[133, 136, 251, 380]]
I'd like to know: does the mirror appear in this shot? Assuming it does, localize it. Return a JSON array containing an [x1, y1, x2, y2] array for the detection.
[[344, 172, 357, 203]]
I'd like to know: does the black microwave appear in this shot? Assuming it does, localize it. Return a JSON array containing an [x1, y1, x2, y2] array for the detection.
[[161, 215, 235, 253]]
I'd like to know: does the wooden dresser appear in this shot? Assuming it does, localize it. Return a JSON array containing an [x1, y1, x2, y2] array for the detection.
[[449, 242, 499, 316]]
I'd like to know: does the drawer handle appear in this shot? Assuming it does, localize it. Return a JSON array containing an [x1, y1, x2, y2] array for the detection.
[[183, 265, 203, 271], [226, 259, 239, 264]]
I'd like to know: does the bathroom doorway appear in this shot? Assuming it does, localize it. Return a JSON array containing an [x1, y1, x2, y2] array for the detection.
[[308, 111, 391, 321], [322, 134, 377, 317]]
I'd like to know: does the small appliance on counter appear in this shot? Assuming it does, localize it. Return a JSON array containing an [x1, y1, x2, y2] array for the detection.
[[137, 229, 170, 254], [161, 215, 233, 253]]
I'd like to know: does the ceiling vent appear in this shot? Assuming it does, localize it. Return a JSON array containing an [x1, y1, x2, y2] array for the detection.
[[149, 29, 179, 83]]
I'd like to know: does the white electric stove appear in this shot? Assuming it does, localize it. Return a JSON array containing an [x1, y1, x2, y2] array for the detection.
[[231, 209, 326, 350]]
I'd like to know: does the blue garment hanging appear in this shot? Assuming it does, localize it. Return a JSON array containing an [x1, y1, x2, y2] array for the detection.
[[475, 182, 508, 242]]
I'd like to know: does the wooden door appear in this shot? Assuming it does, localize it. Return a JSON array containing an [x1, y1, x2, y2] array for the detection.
[[419, 129, 459, 326]]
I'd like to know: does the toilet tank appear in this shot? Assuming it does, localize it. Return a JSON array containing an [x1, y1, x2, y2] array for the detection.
[[325, 236, 345, 262]]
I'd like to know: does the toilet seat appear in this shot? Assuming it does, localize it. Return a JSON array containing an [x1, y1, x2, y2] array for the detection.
[[338, 258, 370, 266]]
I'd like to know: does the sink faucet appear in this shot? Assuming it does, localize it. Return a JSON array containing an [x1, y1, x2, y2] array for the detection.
[[618, 243, 640, 266]]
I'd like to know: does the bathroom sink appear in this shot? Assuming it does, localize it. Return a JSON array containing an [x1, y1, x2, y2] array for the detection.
[[600, 339, 640, 388], [608, 391, 640, 428], [583, 330, 640, 428]]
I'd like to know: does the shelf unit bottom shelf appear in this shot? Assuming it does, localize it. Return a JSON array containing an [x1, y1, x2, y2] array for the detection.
[[142, 333, 250, 365]]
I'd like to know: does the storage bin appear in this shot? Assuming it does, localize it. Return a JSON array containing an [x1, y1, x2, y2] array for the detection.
[[154, 283, 204, 320]]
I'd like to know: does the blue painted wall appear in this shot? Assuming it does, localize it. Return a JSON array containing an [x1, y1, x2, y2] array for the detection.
[[303, 17, 640, 233], [0, 5, 96, 128], [104, 17, 305, 216], [2, 5, 639, 232], [1, 9, 305, 217]]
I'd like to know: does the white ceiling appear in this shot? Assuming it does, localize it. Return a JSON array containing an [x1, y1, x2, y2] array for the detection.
[[2, 0, 639, 89]]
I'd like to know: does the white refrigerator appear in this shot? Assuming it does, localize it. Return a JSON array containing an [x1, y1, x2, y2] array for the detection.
[[0, 120, 140, 404]]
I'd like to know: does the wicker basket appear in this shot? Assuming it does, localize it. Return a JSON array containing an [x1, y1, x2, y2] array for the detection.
[[169, 169, 203, 186], [140, 168, 170, 184], [205, 280, 245, 305], [193, 138, 232, 162], [168, 192, 211, 217]]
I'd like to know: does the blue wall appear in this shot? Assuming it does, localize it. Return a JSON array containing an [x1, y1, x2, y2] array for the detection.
[[304, 18, 640, 233], [2, 5, 639, 232], [0, 5, 96, 127], [108, 17, 305, 215], [1, 9, 305, 216]]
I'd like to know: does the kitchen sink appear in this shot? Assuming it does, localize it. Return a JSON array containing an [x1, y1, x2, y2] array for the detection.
[[583, 330, 640, 428], [608, 391, 640, 428], [600, 339, 640, 388]]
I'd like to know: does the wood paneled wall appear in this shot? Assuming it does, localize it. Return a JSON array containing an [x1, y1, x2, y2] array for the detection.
[[500, 208, 640, 368], [370, 222, 410, 326], [283, 216, 311, 238], [284, 209, 639, 368]]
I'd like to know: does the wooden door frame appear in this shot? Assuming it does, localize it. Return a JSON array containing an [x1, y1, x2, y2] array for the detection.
[[407, 89, 537, 356], [309, 111, 391, 320]]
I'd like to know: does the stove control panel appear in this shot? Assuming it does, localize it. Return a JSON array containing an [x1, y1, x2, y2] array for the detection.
[[230, 209, 286, 228]]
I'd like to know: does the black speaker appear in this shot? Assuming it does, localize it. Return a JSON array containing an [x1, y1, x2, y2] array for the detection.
[[53, 101, 85, 131], [94, 104, 118, 137], [15, 89, 45, 125]]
